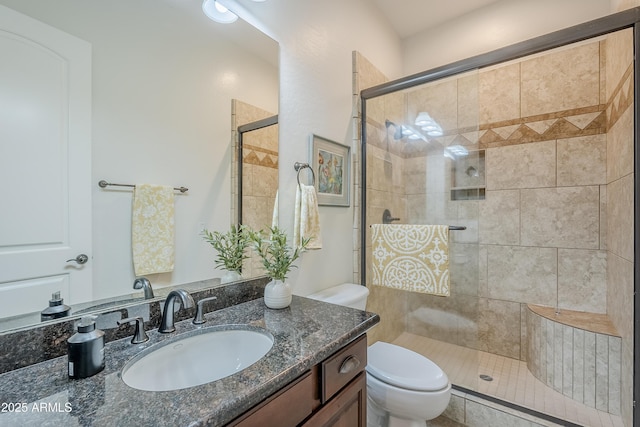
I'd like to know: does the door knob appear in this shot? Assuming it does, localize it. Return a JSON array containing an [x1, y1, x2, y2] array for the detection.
[[66, 254, 89, 264]]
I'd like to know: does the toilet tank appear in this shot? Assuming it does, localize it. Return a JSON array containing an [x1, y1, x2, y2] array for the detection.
[[307, 283, 369, 310]]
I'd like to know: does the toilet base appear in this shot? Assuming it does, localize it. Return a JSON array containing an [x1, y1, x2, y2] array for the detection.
[[367, 396, 427, 427]]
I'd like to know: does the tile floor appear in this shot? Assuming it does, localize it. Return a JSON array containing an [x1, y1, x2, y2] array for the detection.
[[393, 332, 625, 427]]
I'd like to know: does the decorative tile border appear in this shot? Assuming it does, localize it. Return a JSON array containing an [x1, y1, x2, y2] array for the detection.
[[478, 107, 606, 149], [242, 144, 278, 169]]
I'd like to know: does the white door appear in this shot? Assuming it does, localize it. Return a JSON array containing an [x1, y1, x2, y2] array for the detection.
[[0, 5, 92, 319]]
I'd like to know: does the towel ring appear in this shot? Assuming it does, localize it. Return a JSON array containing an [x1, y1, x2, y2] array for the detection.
[[294, 162, 316, 186]]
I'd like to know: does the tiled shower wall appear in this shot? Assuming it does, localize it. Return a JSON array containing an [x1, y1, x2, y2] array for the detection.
[[358, 29, 634, 426], [231, 100, 278, 278], [603, 29, 635, 427]]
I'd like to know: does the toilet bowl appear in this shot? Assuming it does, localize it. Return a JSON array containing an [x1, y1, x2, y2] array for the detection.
[[366, 341, 451, 427], [307, 284, 452, 427]]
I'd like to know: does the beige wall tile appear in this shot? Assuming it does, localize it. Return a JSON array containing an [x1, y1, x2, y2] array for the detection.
[[607, 253, 634, 341], [408, 78, 458, 133], [621, 339, 633, 426], [521, 42, 600, 117], [458, 71, 479, 129], [557, 249, 606, 314], [520, 186, 600, 249], [605, 29, 633, 101], [607, 173, 634, 262], [486, 140, 556, 190], [366, 284, 407, 345], [608, 336, 622, 415], [478, 297, 521, 359], [557, 134, 606, 186], [404, 156, 427, 195], [450, 242, 480, 297], [487, 246, 557, 306], [479, 62, 520, 125], [600, 185, 607, 250], [595, 334, 609, 411], [407, 293, 477, 347], [479, 190, 520, 245], [607, 104, 634, 183]]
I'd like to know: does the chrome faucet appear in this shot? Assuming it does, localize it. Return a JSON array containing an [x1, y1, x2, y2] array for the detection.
[[193, 296, 218, 325], [159, 290, 194, 333], [133, 277, 155, 299]]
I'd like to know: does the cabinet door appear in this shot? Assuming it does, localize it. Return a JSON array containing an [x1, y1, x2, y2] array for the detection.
[[302, 372, 366, 427], [228, 371, 314, 427]]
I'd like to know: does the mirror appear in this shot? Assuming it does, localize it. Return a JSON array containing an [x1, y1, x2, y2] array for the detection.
[[0, 0, 278, 332], [233, 108, 279, 277]]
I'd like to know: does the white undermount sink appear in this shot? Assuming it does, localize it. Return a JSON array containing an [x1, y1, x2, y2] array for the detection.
[[121, 326, 274, 392]]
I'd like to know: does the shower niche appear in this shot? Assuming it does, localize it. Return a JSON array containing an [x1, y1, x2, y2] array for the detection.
[[450, 149, 485, 200]]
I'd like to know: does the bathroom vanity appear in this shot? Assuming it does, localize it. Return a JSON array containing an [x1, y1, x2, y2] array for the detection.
[[0, 294, 378, 426]]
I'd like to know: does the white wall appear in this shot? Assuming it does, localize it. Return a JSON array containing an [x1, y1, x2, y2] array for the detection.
[[233, 0, 620, 297], [402, 0, 612, 75], [0, 0, 278, 300], [230, 0, 404, 296]]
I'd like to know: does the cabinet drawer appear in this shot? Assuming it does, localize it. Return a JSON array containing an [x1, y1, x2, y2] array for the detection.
[[229, 370, 314, 427], [320, 335, 367, 403]]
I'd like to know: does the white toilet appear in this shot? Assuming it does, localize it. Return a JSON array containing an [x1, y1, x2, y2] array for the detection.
[[307, 283, 451, 427]]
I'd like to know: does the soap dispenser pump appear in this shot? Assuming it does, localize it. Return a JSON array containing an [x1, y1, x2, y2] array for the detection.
[[40, 291, 71, 321], [67, 316, 105, 379]]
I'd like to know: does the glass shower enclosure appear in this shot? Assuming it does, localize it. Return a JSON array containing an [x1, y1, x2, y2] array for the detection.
[[360, 12, 638, 426]]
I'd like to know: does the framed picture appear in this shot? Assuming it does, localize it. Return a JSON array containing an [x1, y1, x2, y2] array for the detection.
[[310, 134, 350, 207]]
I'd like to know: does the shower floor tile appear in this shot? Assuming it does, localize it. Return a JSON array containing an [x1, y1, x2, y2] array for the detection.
[[392, 332, 624, 427]]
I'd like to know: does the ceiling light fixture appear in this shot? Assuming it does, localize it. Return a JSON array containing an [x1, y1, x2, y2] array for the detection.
[[202, 0, 238, 23]]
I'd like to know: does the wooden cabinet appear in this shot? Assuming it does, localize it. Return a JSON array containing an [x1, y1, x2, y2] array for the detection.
[[227, 335, 367, 427]]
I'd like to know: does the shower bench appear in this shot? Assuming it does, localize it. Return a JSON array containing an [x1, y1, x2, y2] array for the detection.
[[525, 304, 621, 416]]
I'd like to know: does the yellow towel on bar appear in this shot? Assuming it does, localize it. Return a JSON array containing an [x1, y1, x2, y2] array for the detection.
[[371, 224, 450, 296], [132, 184, 175, 276], [294, 184, 322, 250]]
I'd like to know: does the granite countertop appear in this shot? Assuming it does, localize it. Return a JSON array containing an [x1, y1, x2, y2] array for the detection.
[[0, 296, 379, 427]]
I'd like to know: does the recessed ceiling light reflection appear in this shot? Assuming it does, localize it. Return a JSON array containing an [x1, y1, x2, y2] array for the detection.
[[202, 0, 238, 23]]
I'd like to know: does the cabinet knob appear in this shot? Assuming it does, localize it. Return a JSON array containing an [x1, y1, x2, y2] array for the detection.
[[339, 355, 360, 374]]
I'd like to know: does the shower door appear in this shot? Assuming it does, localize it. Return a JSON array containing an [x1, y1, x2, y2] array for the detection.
[[362, 70, 483, 386]]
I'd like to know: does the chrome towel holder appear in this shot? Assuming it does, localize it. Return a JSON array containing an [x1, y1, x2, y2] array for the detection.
[[98, 180, 189, 193], [294, 162, 316, 186]]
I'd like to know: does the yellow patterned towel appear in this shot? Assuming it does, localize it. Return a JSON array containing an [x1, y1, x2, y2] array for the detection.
[[371, 224, 450, 296], [294, 184, 322, 249], [132, 184, 175, 276]]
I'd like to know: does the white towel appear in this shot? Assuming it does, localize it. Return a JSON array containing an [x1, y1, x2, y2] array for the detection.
[[294, 184, 322, 250], [371, 224, 449, 296], [132, 184, 175, 276], [271, 190, 279, 229]]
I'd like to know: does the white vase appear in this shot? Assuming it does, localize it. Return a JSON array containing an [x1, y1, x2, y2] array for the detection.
[[221, 270, 242, 284], [264, 279, 292, 309]]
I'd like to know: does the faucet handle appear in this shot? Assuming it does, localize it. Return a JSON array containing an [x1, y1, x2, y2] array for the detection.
[[193, 296, 218, 325], [117, 316, 149, 344]]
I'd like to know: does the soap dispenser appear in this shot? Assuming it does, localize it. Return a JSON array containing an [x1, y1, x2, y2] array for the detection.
[[67, 316, 105, 379], [40, 291, 71, 321]]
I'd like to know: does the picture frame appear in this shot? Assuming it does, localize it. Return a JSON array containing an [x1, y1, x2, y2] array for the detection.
[[309, 134, 350, 207]]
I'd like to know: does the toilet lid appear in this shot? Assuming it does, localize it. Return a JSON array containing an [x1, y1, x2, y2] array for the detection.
[[366, 342, 449, 392]]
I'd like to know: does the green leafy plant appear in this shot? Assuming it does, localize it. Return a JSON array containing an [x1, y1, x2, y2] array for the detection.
[[248, 226, 310, 281], [201, 224, 250, 273]]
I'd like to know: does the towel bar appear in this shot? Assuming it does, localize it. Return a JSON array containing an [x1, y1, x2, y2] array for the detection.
[[98, 180, 188, 193], [294, 162, 316, 186], [369, 224, 467, 230]]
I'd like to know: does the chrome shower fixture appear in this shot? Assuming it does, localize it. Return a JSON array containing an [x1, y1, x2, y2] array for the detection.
[[385, 119, 403, 140]]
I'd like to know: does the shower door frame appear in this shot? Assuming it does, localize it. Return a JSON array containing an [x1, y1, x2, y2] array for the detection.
[[360, 6, 640, 424]]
